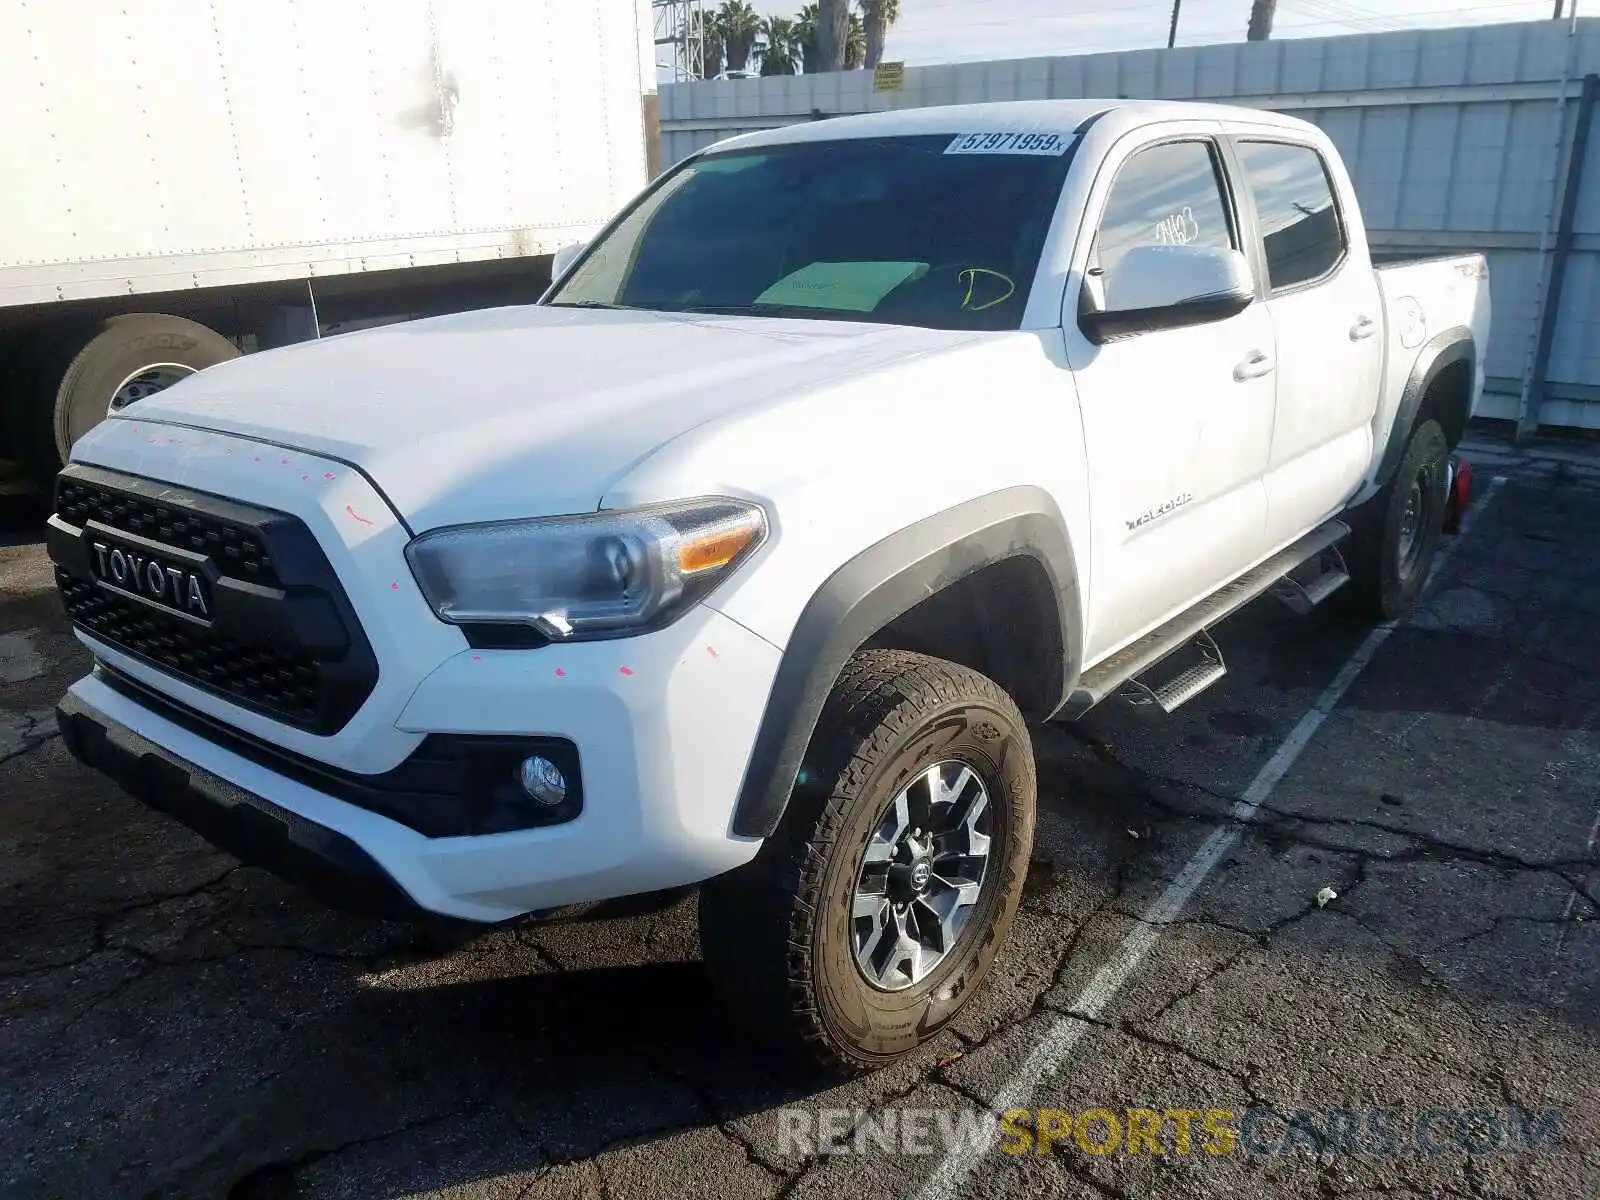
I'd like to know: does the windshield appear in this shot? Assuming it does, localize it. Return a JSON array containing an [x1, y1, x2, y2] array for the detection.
[[546, 133, 1077, 331]]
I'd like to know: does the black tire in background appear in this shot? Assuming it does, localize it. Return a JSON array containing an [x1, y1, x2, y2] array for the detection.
[[699, 649, 1037, 1075], [21, 313, 239, 486], [1346, 417, 1450, 622]]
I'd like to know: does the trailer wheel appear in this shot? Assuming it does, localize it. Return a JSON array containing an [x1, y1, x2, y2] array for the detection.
[[23, 313, 239, 483]]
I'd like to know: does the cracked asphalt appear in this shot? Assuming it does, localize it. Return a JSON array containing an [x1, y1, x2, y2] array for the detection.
[[2, 430, 1597, 1200]]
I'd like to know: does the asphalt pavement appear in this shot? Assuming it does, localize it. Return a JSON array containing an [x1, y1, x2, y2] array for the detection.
[[1, 430, 1596, 1200]]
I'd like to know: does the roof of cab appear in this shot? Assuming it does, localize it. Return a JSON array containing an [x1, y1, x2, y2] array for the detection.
[[706, 98, 1316, 153]]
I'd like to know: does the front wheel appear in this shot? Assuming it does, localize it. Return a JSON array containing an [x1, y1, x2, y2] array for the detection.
[[1346, 417, 1449, 621], [699, 650, 1036, 1074]]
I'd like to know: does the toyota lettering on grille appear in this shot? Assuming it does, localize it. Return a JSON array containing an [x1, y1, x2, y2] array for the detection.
[[89, 540, 212, 619]]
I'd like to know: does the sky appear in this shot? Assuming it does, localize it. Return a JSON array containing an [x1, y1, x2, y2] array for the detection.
[[742, 0, 1570, 66]]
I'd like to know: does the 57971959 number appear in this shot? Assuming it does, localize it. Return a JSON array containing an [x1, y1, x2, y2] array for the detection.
[[944, 131, 1069, 157]]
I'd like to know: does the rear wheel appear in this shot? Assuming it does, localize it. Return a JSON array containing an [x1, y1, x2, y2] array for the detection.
[[21, 313, 239, 485], [699, 649, 1036, 1074], [1346, 417, 1449, 621]]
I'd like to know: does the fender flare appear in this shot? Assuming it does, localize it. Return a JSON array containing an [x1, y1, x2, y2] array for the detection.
[[728, 486, 1081, 839], [1374, 326, 1475, 489]]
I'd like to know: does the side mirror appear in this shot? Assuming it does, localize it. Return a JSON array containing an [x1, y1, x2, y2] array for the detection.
[[1079, 244, 1255, 344], [551, 240, 587, 282]]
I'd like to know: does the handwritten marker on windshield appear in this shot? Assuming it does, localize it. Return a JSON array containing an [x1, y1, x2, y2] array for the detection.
[[707, 646, 719, 659], [619, 666, 634, 676], [554, 667, 567, 678], [345, 504, 374, 526]]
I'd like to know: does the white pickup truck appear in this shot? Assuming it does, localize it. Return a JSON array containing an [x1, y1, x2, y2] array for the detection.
[[50, 100, 1488, 1073]]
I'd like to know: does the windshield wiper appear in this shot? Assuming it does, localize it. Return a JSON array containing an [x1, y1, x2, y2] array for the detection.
[[655, 302, 870, 321], [655, 303, 768, 315], [546, 300, 629, 310]]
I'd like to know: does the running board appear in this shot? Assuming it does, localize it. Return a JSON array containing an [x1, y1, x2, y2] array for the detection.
[[1060, 519, 1350, 720]]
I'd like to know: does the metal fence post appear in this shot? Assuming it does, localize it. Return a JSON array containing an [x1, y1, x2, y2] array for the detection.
[[1520, 72, 1600, 442]]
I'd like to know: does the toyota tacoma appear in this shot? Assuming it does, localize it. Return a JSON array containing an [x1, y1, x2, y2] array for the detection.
[[49, 100, 1489, 1072]]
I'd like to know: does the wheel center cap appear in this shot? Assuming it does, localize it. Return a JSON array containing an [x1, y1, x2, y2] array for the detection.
[[910, 859, 932, 890]]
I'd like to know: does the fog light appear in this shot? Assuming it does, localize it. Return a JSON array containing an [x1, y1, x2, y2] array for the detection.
[[517, 756, 568, 807]]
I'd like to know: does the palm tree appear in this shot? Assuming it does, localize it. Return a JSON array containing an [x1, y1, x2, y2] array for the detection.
[[1247, 0, 1276, 40], [796, 2, 821, 71], [814, 0, 851, 72], [844, 10, 866, 69], [719, 0, 761, 73], [759, 15, 801, 76], [861, 0, 899, 69], [691, 8, 724, 79]]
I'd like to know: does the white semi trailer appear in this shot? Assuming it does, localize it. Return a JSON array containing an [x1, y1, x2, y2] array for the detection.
[[0, 0, 655, 488]]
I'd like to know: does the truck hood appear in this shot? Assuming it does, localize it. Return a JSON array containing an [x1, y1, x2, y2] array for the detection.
[[119, 305, 977, 529]]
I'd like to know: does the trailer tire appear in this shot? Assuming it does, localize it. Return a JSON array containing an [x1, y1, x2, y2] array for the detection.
[[22, 314, 239, 485]]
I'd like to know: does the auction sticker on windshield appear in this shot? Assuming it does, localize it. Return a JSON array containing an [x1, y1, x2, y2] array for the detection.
[[945, 132, 1070, 156]]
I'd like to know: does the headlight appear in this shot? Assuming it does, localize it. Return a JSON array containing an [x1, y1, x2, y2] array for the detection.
[[404, 498, 767, 641]]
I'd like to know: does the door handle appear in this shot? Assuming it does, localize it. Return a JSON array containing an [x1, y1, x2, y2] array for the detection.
[[1349, 315, 1378, 341], [1233, 349, 1274, 382]]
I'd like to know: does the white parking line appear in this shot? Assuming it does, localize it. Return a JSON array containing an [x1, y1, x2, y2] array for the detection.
[[917, 476, 1507, 1200]]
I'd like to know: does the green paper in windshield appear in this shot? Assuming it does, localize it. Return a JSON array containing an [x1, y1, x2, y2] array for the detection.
[[756, 260, 929, 312]]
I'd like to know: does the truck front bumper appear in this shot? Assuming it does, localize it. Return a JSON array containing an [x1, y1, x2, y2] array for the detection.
[[58, 597, 783, 924], [57, 692, 420, 919]]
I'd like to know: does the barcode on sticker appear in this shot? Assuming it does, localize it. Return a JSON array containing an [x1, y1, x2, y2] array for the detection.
[[944, 131, 1069, 156]]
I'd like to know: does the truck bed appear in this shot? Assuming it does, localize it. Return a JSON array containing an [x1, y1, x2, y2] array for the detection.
[[1373, 251, 1492, 432]]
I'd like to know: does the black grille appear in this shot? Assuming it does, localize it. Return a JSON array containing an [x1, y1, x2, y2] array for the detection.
[[55, 476, 279, 587], [48, 464, 379, 734], [57, 573, 321, 725]]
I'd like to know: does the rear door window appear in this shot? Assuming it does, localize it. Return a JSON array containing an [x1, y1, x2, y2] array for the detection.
[[1235, 141, 1347, 291]]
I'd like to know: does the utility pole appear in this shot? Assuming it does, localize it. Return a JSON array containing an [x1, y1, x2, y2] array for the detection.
[[1247, 0, 1276, 41], [1552, 0, 1565, 17], [1168, 0, 1181, 48]]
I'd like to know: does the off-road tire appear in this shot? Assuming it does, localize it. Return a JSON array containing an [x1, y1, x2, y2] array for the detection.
[[1346, 417, 1449, 621], [699, 649, 1036, 1075], [22, 313, 239, 486]]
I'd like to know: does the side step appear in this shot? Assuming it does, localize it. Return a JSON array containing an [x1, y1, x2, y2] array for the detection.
[[1119, 628, 1227, 714], [1271, 544, 1350, 615], [1061, 519, 1350, 720]]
